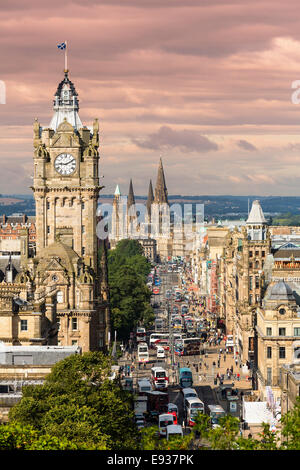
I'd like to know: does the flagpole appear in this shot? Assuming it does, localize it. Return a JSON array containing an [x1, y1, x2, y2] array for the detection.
[[65, 40, 68, 72]]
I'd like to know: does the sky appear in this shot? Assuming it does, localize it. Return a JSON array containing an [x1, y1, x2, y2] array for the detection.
[[1, 0, 300, 196]]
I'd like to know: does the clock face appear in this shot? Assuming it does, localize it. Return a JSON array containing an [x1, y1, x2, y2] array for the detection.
[[54, 153, 76, 176]]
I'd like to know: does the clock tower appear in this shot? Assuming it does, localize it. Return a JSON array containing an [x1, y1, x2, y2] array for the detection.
[[30, 70, 110, 352]]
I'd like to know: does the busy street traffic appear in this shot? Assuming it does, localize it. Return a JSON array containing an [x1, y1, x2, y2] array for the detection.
[[117, 260, 253, 440]]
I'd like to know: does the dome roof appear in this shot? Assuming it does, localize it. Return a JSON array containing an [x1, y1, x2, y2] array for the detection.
[[267, 281, 295, 301], [36, 241, 80, 273]]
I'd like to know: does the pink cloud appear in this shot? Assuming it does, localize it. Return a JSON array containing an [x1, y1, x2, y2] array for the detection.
[[1, 1, 300, 195]]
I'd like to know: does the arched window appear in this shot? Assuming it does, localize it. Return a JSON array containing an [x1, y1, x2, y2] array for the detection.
[[56, 291, 64, 304]]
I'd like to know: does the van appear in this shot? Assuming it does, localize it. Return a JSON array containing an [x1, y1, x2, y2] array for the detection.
[[156, 347, 165, 359], [166, 424, 183, 440], [158, 413, 176, 437]]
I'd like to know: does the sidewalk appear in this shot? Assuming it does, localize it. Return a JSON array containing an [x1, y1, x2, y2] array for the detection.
[[179, 340, 252, 392]]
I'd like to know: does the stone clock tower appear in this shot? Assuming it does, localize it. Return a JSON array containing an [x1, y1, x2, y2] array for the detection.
[[29, 70, 110, 352]]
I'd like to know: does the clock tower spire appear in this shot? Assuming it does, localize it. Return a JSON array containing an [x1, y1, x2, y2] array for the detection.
[[31, 71, 108, 352], [50, 70, 83, 132]]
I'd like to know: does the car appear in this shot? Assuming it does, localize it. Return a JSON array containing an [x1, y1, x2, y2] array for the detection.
[[135, 412, 145, 421], [136, 419, 145, 430], [167, 403, 178, 415], [156, 347, 165, 359]]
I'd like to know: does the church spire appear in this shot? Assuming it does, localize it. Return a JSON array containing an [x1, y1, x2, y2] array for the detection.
[[114, 184, 121, 200], [146, 179, 154, 216], [154, 158, 168, 204], [49, 70, 83, 131], [127, 179, 135, 209]]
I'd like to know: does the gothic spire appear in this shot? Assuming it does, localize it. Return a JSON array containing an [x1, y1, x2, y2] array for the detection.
[[154, 158, 168, 204], [127, 179, 135, 209], [146, 179, 154, 216]]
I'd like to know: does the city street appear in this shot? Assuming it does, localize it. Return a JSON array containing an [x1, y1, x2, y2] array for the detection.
[[118, 263, 253, 437]]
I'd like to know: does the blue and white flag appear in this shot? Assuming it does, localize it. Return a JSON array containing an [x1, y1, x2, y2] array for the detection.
[[57, 42, 66, 50]]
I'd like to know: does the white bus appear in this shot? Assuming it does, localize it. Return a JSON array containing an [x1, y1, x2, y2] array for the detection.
[[149, 333, 169, 347], [185, 397, 205, 427], [138, 342, 149, 364], [136, 327, 146, 343], [208, 404, 226, 428]]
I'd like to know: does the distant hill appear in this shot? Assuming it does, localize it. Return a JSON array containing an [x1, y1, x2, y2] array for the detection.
[[2, 194, 300, 221]]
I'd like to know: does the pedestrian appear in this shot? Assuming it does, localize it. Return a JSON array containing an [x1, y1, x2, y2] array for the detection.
[[223, 354, 226, 362], [237, 373, 240, 381]]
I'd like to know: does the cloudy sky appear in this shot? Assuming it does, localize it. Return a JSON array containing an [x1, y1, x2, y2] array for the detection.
[[1, 0, 300, 196]]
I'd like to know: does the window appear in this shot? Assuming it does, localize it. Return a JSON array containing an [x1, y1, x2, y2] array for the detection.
[[82, 202, 85, 210], [255, 261, 259, 269], [249, 294, 253, 305], [294, 347, 300, 360], [47, 226, 50, 234], [82, 225, 85, 234], [82, 247, 85, 255], [279, 328, 286, 337], [267, 367, 272, 386], [255, 276, 260, 288], [266, 327, 272, 336], [255, 251, 259, 257], [46, 201, 50, 210], [20, 320, 28, 331], [249, 251, 253, 258], [249, 262, 253, 269], [279, 308, 286, 315], [72, 340, 78, 346], [262, 251, 265, 257], [249, 276, 253, 290], [56, 291, 63, 304], [71, 317, 78, 331], [294, 327, 300, 337], [267, 347, 272, 359], [279, 347, 286, 359], [57, 318, 60, 331]]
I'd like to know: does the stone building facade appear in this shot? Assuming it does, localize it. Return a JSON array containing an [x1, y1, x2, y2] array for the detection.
[[0, 70, 110, 352], [109, 158, 186, 261]]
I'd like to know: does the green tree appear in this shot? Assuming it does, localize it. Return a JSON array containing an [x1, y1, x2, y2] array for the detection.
[[107, 239, 154, 339], [140, 426, 192, 450], [280, 397, 300, 450], [9, 352, 139, 450]]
